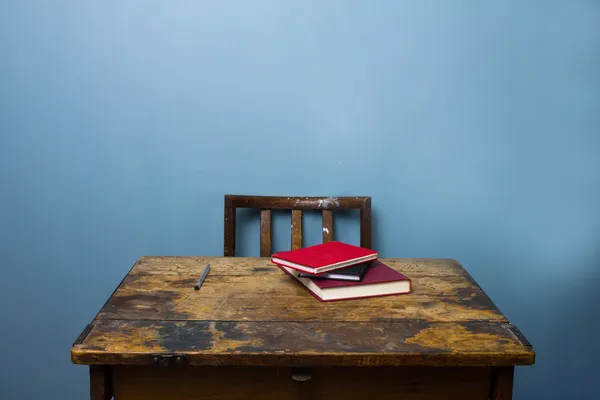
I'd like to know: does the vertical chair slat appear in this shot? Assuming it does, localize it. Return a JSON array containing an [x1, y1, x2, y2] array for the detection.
[[322, 210, 334, 243], [224, 205, 236, 256], [360, 197, 372, 249], [260, 209, 272, 257], [291, 210, 303, 250]]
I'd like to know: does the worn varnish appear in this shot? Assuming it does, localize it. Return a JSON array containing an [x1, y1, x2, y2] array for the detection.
[[72, 319, 533, 367], [71, 256, 534, 368]]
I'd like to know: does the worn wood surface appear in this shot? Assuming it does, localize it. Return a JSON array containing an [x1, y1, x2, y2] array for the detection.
[[72, 257, 535, 367], [291, 210, 302, 250], [93, 258, 506, 323], [111, 365, 492, 400], [72, 319, 533, 367], [225, 195, 370, 210], [223, 195, 373, 256], [90, 365, 112, 400]]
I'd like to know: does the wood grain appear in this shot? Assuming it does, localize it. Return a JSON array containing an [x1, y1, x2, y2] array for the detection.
[[72, 319, 534, 367], [72, 256, 534, 371], [260, 209, 271, 257], [129, 256, 471, 277], [93, 257, 506, 323], [322, 210, 333, 243], [291, 210, 302, 250], [111, 365, 492, 400]]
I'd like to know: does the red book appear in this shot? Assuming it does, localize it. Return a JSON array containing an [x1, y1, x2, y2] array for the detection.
[[271, 241, 378, 275], [277, 260, 412, 302]]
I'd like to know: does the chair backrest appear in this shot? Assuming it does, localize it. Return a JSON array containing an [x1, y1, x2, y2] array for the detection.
[[224, 195, 372, 256]]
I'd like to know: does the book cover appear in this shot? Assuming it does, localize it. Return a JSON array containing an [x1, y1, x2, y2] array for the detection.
[[271, 241, 378, 275], [278, 260, 411, 302]]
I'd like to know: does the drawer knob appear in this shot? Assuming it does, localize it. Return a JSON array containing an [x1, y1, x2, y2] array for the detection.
[[151, 353, 188, 367], [291, 368, 312, 382]]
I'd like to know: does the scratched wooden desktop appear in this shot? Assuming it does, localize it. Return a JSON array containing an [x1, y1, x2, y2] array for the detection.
[[71, 256, 534, 400]]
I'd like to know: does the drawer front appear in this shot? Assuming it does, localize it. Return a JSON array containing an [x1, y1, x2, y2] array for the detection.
[[112, 365, 492, 400], [306, 366, 492, 400], [112, 366, 303, 400]]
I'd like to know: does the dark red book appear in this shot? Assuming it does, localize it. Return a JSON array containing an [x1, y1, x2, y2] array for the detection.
[[277, 259, 412, 302], [271, 241, 378, 275]]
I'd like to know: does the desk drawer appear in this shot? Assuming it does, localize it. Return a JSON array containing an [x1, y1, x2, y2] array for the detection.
[[112, 366, 492, 400]]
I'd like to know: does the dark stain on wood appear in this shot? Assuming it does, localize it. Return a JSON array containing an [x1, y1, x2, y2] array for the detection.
[[446, 288, 502, 311], [95, 257, 510, 324], [508, 324, 533, 348], [105, 292, 190, 320], [72, 256, 535, 369], [72, 319, 534, 367], [214, 321, 254, 342], [73, 323, 94, 346], [157, 321, 213, 352]]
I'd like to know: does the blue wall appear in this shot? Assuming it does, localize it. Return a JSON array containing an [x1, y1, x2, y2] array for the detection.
[[1, 1, 599, 399]]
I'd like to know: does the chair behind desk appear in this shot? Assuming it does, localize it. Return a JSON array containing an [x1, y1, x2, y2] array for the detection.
[[223, 195, 372, 256]]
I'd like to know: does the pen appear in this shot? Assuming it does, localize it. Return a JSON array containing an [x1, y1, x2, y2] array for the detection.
[[194, 264, 210, 290]]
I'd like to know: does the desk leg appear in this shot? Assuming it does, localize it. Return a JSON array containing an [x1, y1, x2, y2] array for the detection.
[[490, 367, 514, 400], [90, 365, 113, 400]]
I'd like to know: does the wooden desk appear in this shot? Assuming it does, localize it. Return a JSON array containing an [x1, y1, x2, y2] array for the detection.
[[71, 257, 534, 400]]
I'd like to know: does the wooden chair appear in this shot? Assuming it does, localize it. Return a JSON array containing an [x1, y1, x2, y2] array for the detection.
[[224, 195, 372, 256]]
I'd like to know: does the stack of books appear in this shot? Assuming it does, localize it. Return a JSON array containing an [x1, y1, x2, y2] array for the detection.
[[270, 241, 411, 302]]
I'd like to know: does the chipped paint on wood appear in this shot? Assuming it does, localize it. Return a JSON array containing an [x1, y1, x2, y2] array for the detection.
[[317, 197, 340, 208]]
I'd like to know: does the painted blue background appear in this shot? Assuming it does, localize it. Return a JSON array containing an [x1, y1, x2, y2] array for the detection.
[[1, 1, 599, 399]]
